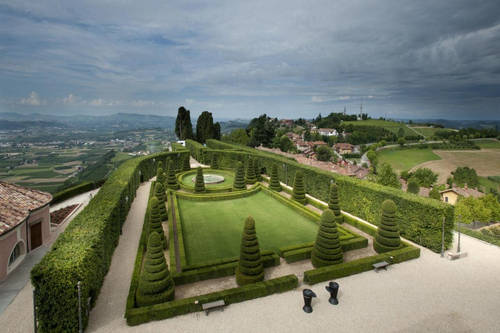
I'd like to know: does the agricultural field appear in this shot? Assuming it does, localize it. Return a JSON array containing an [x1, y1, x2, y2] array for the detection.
[[474, 139, 500, 149], [343, 119, 415, 136], [377, 148, 441, 172], [409, 127, 456, 138]]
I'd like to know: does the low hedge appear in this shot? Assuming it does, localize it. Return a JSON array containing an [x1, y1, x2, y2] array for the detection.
[[281, 237, 368, 263], [126, 274, 298, 326], [167, 192, 187, 273], [303, 243, 420, 285], [31, 150, 189, 333], [171, 142, 188, 151], [51, 179, 106, 204], [200, 139, 454, 253], [174, 184, 260, 202], [176, 168, 234, 193]]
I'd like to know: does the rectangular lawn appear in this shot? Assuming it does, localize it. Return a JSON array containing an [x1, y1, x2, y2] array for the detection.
[[177, 191, 350, 265]]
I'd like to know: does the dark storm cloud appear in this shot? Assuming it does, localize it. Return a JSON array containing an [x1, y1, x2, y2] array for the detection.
[[0, 0, 499, 119]]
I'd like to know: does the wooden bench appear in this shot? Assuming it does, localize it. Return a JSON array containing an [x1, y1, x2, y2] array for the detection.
[[201, 300, 226, 315], [373, 261, 390, 272]]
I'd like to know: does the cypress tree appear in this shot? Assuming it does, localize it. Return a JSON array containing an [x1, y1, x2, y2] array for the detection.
[[233, 162, 246, 190], [374, 200, 401, 253], [328, 183, 343, 224], [194, 167, 205, 192], [166, 160, 179, 190], [149, 197, 167, 249], [292, 171, 306, 205], [245, 157, 257, 184], [253, 158, 261, 181], [136, 232, 175, 306], [154, 182, 168, 221], [269, 164, 282, 192], [183, 154, 191, 171], [175, 106, 194, 140], [311, 209, 343, 267], [211, 154, 219, 169], [156, 167, 165, 185], [236, 216, 264, 286]]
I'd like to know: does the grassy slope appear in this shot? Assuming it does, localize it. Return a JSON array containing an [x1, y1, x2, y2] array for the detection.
[[474, 140, 500, 149], [178, 191, 350, 265], [377, 148, 441, 172], [343, 119, 414, 136], [478, 176, 500, 193], [409, 127, 454, 138]]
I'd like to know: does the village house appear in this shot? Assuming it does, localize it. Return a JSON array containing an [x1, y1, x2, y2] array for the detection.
[[279, 119, 294, 128], [285, 132, 301, 142], [0, 181, 52, 281], [295, 140, 310, 152], [334, 143, 354, 154], [440, 185, 484, 205], [317, 128, 338, 136]]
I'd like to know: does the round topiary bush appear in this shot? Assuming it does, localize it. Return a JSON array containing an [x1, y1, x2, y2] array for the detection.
[[149, 196, 167, 249], [328, 183, 343, 224], [194, 167, 206, 192], [292, 171, 306, 205], [154, 183, 168, 221], [233, 162, 246, 190], [236, 216, 264, 286], [166, 160, 180, 190], [269, 164, 282, 192], [182, 154, 191, 171], [211, 155, 219, 169], [245, 158, 257, 184], [373, 199, 401, 253], [136, 232, 175, 307], [311, 209, 343, 267]]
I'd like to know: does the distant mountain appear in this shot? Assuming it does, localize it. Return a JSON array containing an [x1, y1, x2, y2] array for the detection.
[[219, 119, 249, 133], [396, 118, 500, 130], [0, 119, 66, 130], [0, 112, 176, 130]]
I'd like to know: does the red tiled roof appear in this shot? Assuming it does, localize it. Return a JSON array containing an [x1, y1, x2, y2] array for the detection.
[[440, 187, 484, 199], [0, 181, 52, 235]]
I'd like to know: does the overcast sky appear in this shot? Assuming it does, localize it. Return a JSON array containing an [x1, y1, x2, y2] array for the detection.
[[0, 1, 499, 120]]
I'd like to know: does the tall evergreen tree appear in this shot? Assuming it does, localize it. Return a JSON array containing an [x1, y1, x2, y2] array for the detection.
[[182, 154, 191, 171], [196, 111, 215, 143], [269, 164, 282, 192], [166, 160, 180, 190], [245, 157, 257, 184], [214, 122, 221, 140], [149, 197, 167, 249], [211, 154, 219, 169], [233, 162, 246, 190], [136, 232, 175, 306], [194, 167, 205, 192], [311, 209, 343, 267], [236, 216, 264, 286], [328, 183, 343, 224], [175, 106, 193, 139], [374, 200, 401, 253], [292, 171, 306, 204]]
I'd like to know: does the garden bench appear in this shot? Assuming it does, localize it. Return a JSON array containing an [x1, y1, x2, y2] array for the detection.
[[372, 261, 390, 272], [201, 300, 226, 315]]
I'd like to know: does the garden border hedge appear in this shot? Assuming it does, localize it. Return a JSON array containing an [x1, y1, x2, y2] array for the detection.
[[51, 179, 106, 204], [31, 150, 189, 333], [176, 168, 235, 193]]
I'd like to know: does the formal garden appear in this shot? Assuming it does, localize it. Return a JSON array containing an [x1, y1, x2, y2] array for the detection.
[[29, 139, 454, 332]]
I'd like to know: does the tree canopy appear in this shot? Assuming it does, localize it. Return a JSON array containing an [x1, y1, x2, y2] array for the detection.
[[175, 106, 193, 140], [376, 163, 401, 189]]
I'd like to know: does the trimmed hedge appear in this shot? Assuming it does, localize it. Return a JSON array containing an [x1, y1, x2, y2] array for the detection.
[[328, 183, 343, 224], [236, 216, 264, 286], [292, 171, 306, 204], [269, 164, 282, 192], [182, 154, 191, 171], [194, 167, 205, 192], [211, 154, 219, 169], [303, 243, 420, 285], [245, 157, 257, 184], [233, 162, 246, 190], [282, 237, 368, 263], [202, 139, 454, 253], [374, 200, 401, 253], [149, 197, 167, 249], [31, 150, 189, 333], [51, 179, 105, 204], [311, 210, 343, 267], [126, 274, 298, 326]]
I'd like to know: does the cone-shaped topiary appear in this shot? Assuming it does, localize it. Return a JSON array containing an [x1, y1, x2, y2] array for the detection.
[[136, 232, 175, 306], [157, 161, 163, 172], [183, 154, 191, 171], [236, 216, 264, 286], [166, 160, 180, 190], [156, 167, 165, 185], [253, 158, 261, 181], [311, 209, 343, 267], [194, 167, 205, 192], [233, 162, 246, 190], [154, 183, 168, 221], [292, 171, 306, 205], [148, 197, 167, 249], [374, 200, 401, 253], [328, 183, 343, 224], [269, 164, 282, 192], [211, 155, 219, 169], [245, 158, 257, 184]]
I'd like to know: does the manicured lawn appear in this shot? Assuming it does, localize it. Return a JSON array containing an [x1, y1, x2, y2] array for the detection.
[[177, 191, 351, 265], [474, 139, 500, 149], [179, 169, 234, 189], [377, 148, 441, 172], [343, 119, 414, 136]]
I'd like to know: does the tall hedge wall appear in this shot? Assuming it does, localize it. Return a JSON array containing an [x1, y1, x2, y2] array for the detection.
[[30, 151, 189, 333], [186, 139, 454, 253]]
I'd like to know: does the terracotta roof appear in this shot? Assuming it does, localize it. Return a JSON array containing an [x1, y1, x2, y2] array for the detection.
[[0, 181, 52, 235], [440, 187, 484, 199], [334, 143, 354, 150]]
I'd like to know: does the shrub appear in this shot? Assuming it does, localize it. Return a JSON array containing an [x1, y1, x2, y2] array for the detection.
[[292, 171, 306, 205], [194, 167, 205, 192], [182, 154, 191, 171], [311, 209, 343, 267], [157, 161, 163, 172], [136, 232, 175, 306], [429, 187, 441, 200], [412, 168, 438, 187], [149, 197, 167, 249], [374, 200, 401, 253], [328, 183, 343, 224], [211, 154, 219, 169], [245, 157, 257, 184], [269, 164, 282, 192], [233, 162, 246, 190], [253, 158, 261, 181], [156, 167, 165, 185], [154, 183, 168, 221], [166, 160, 180, 190], [407, 179, 420, 194], [236, 216, 264, 286]]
